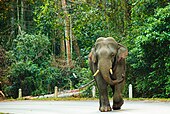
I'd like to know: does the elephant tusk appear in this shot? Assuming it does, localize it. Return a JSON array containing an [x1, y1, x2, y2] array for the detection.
[[110, 69, 113, 75], [93, 70, 100, 76]]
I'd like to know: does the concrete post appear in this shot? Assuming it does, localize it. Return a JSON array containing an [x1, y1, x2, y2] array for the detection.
[[54, 86, 58, 98], [129, 84, 133, 98], [92, 86, 96, 98], [18, 88, 22, 98]]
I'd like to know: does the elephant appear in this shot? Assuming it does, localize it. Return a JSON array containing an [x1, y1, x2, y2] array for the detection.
[[88, 37, 128, 112]]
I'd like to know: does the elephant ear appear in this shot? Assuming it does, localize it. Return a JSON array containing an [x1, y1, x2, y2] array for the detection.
[[88, 48, 97, 63], [117, 44, 128, 62]]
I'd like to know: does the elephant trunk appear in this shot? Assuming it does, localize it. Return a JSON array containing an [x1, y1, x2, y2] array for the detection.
[[98, 59, 124, 85]]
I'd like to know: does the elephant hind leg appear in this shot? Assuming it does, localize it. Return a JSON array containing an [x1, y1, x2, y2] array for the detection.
[[113, 99, 124, 110]]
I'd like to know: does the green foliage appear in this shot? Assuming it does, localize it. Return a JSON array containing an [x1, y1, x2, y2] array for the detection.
[[1, 0, 170, 99], [12, 32, 50, 65], [126, 3, 170, 98], [4, 30, 95, 98], [34, 0, 63, 35], [72, 2, 125, 58], [0, 46, 6, 80], [73, 67, 94, 97], [5, 32, 54, 98]]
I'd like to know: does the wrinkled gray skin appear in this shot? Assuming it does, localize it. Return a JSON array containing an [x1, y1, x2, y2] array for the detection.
[[88, 37, 128, 112]]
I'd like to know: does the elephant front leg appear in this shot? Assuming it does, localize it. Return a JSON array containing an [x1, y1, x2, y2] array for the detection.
[[95, 77, 111, 112], [112, 83, 124, 110], [99, 89, 112, 112]]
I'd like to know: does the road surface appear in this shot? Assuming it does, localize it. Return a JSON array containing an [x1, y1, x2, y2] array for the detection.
[[0, 100, 170, 114]]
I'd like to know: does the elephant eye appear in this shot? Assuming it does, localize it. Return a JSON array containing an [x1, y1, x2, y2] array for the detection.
[[110, 53, 115, 57]]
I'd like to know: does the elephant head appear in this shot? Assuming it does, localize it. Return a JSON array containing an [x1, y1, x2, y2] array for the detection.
[[89, 37, 128, 85]]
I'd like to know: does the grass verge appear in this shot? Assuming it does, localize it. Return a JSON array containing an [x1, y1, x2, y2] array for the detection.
[[125, 98, 170, 102], [1, 97, 170, 102]]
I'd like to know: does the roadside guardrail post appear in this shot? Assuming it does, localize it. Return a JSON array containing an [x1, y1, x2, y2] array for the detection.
[[92, 86, 96, 98], [54, 86, 58, 98], [18, 88, 22, 98], [129, 84, 133, 98]]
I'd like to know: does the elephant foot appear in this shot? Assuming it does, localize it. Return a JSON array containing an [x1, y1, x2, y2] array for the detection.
[[99, 106, 112, 112], [113, 100, 124, 110]]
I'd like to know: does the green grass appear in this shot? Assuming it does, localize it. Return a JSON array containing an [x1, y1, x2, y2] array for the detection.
[[125, 98, 170, 102], [28, 97, 98, 101], [25, 97, 170, 102], [2, 97, 170, 102]]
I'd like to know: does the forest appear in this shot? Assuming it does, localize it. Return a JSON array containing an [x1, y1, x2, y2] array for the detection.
[[0, 0, 169, 98]]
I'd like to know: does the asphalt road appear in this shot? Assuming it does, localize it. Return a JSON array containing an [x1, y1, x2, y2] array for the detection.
[[0, 100, 170, 114]]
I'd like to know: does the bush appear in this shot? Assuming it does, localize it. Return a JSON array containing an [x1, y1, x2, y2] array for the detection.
[[5, 32, 53, 98], [127, 4, 170, 98]]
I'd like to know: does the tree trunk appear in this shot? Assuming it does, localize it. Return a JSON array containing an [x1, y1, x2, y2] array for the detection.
[[17, 0, 20, 33], [70, 15, 73, 61], [122, 0, 131, 36], [60, 36, 65, 59], [61, 0, 72, 66], [72, 32, 84, 66], [56, 0, 65, 59], [8, 0, 15, 47], [21, 0, 25, 30]]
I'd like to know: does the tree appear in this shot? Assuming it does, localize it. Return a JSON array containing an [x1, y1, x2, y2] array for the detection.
[[1, 0, 169, 98], [0, 46, 6, 84], [126, 0, 170, 98], [6, 32, 51, 98], [62, 0, 72, 66]]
